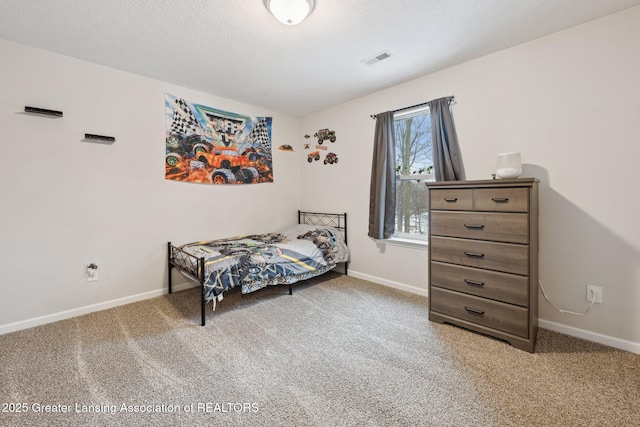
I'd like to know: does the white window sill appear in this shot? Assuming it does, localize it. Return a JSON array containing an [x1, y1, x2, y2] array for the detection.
[[397, 173, 434, 182], [374, 237, 428, 250]]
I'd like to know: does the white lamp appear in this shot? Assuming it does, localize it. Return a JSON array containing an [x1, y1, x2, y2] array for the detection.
[[496, 152, 522, 179], [264, 0, 315, 25]]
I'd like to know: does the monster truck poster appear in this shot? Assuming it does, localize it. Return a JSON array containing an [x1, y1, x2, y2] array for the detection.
[[165, 93, 273, 184]]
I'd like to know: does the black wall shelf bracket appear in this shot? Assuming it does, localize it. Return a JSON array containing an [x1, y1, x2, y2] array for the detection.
[[84, 133, 116, 144], [24, 106, 63, 117]]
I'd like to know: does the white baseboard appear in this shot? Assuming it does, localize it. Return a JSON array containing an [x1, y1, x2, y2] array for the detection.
[[347, 269, 429, 297], [0, 282, 197, 336], [538, 319, 640, 355], [349, 270, 640, 355]]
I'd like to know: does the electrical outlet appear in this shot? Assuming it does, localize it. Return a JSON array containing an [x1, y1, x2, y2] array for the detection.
[[586, 285, 602, 303], [87, 263, 99, 282]]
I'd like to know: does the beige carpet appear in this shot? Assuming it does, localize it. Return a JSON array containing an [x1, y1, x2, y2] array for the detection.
[[0, 273, 638, 426]]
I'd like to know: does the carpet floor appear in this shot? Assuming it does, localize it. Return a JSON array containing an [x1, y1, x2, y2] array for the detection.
[[0, 272, 638, 426]]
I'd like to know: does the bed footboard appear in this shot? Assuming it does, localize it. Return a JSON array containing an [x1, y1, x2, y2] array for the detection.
[[167, 242, 207, 326]]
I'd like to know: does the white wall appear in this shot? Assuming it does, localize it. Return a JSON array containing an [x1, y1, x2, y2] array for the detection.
[[301, 6, 640, 352], [0, 39, 301, 331]]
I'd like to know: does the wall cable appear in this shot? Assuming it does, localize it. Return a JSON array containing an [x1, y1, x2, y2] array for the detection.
[[538, 280, 596, 316]]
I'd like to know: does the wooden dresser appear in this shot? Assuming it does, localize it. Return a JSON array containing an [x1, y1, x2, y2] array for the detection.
[[426, 178, 539, 352]]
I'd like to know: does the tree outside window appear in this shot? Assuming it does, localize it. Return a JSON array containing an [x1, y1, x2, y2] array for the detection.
[[394, 108, 433, 240]]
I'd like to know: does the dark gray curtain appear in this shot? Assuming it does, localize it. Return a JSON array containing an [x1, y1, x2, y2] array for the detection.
[[428, 97, 465, 181], [368, 111, 396, 239]]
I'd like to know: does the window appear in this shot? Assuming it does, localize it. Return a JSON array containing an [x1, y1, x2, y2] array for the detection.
[[394, 107, 433, 241]]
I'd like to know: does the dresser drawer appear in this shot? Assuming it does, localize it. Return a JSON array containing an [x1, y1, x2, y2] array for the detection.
[[430, 261, 529, 306], [430, 287, 529, 337], [429, 189, 473, 211], [473, 188, 529, 212], [430, 236, 529, 275], [430, 211, 529, 244]]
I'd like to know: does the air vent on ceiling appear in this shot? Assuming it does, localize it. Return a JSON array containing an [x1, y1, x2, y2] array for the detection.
[[362, 51, 392, 66]]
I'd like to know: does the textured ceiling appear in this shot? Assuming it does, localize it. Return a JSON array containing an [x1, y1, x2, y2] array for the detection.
[[1, 0, 640, 116]]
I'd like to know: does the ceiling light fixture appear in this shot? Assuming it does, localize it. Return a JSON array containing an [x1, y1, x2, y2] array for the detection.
[[264, 0, 315, 25]]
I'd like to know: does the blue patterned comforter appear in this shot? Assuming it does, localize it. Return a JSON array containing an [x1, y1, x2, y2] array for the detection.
[[178, 225, 349, 303]]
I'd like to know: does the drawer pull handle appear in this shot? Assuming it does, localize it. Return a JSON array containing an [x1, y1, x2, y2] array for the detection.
[[464, 224, 485, 230], [464, 251, 485, 258], [464, 307, 485, 315], [444, 198, 458, 203], [464, 279, 485, 287], [492, 197, 509, 203]]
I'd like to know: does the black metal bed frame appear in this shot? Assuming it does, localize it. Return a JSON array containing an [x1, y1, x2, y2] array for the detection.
[[168, 210, 348, 326]]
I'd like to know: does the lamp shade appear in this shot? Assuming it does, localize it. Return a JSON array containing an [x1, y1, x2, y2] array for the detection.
[[264, 0, 315, 25], [496, 152, 522, 179]]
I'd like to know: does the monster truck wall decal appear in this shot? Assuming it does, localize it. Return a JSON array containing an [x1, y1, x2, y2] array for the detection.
[[305, 128, 340, 166], [164, 93, 273, 184]]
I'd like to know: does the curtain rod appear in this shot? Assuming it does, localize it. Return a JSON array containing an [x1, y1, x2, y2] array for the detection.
[[370, 96, 455, 119]]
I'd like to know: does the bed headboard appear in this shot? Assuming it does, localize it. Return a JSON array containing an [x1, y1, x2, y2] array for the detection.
[[298, 210, 347, 245]]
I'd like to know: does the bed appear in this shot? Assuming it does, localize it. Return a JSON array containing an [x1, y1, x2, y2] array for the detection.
[[167, 211, 349, 325]]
